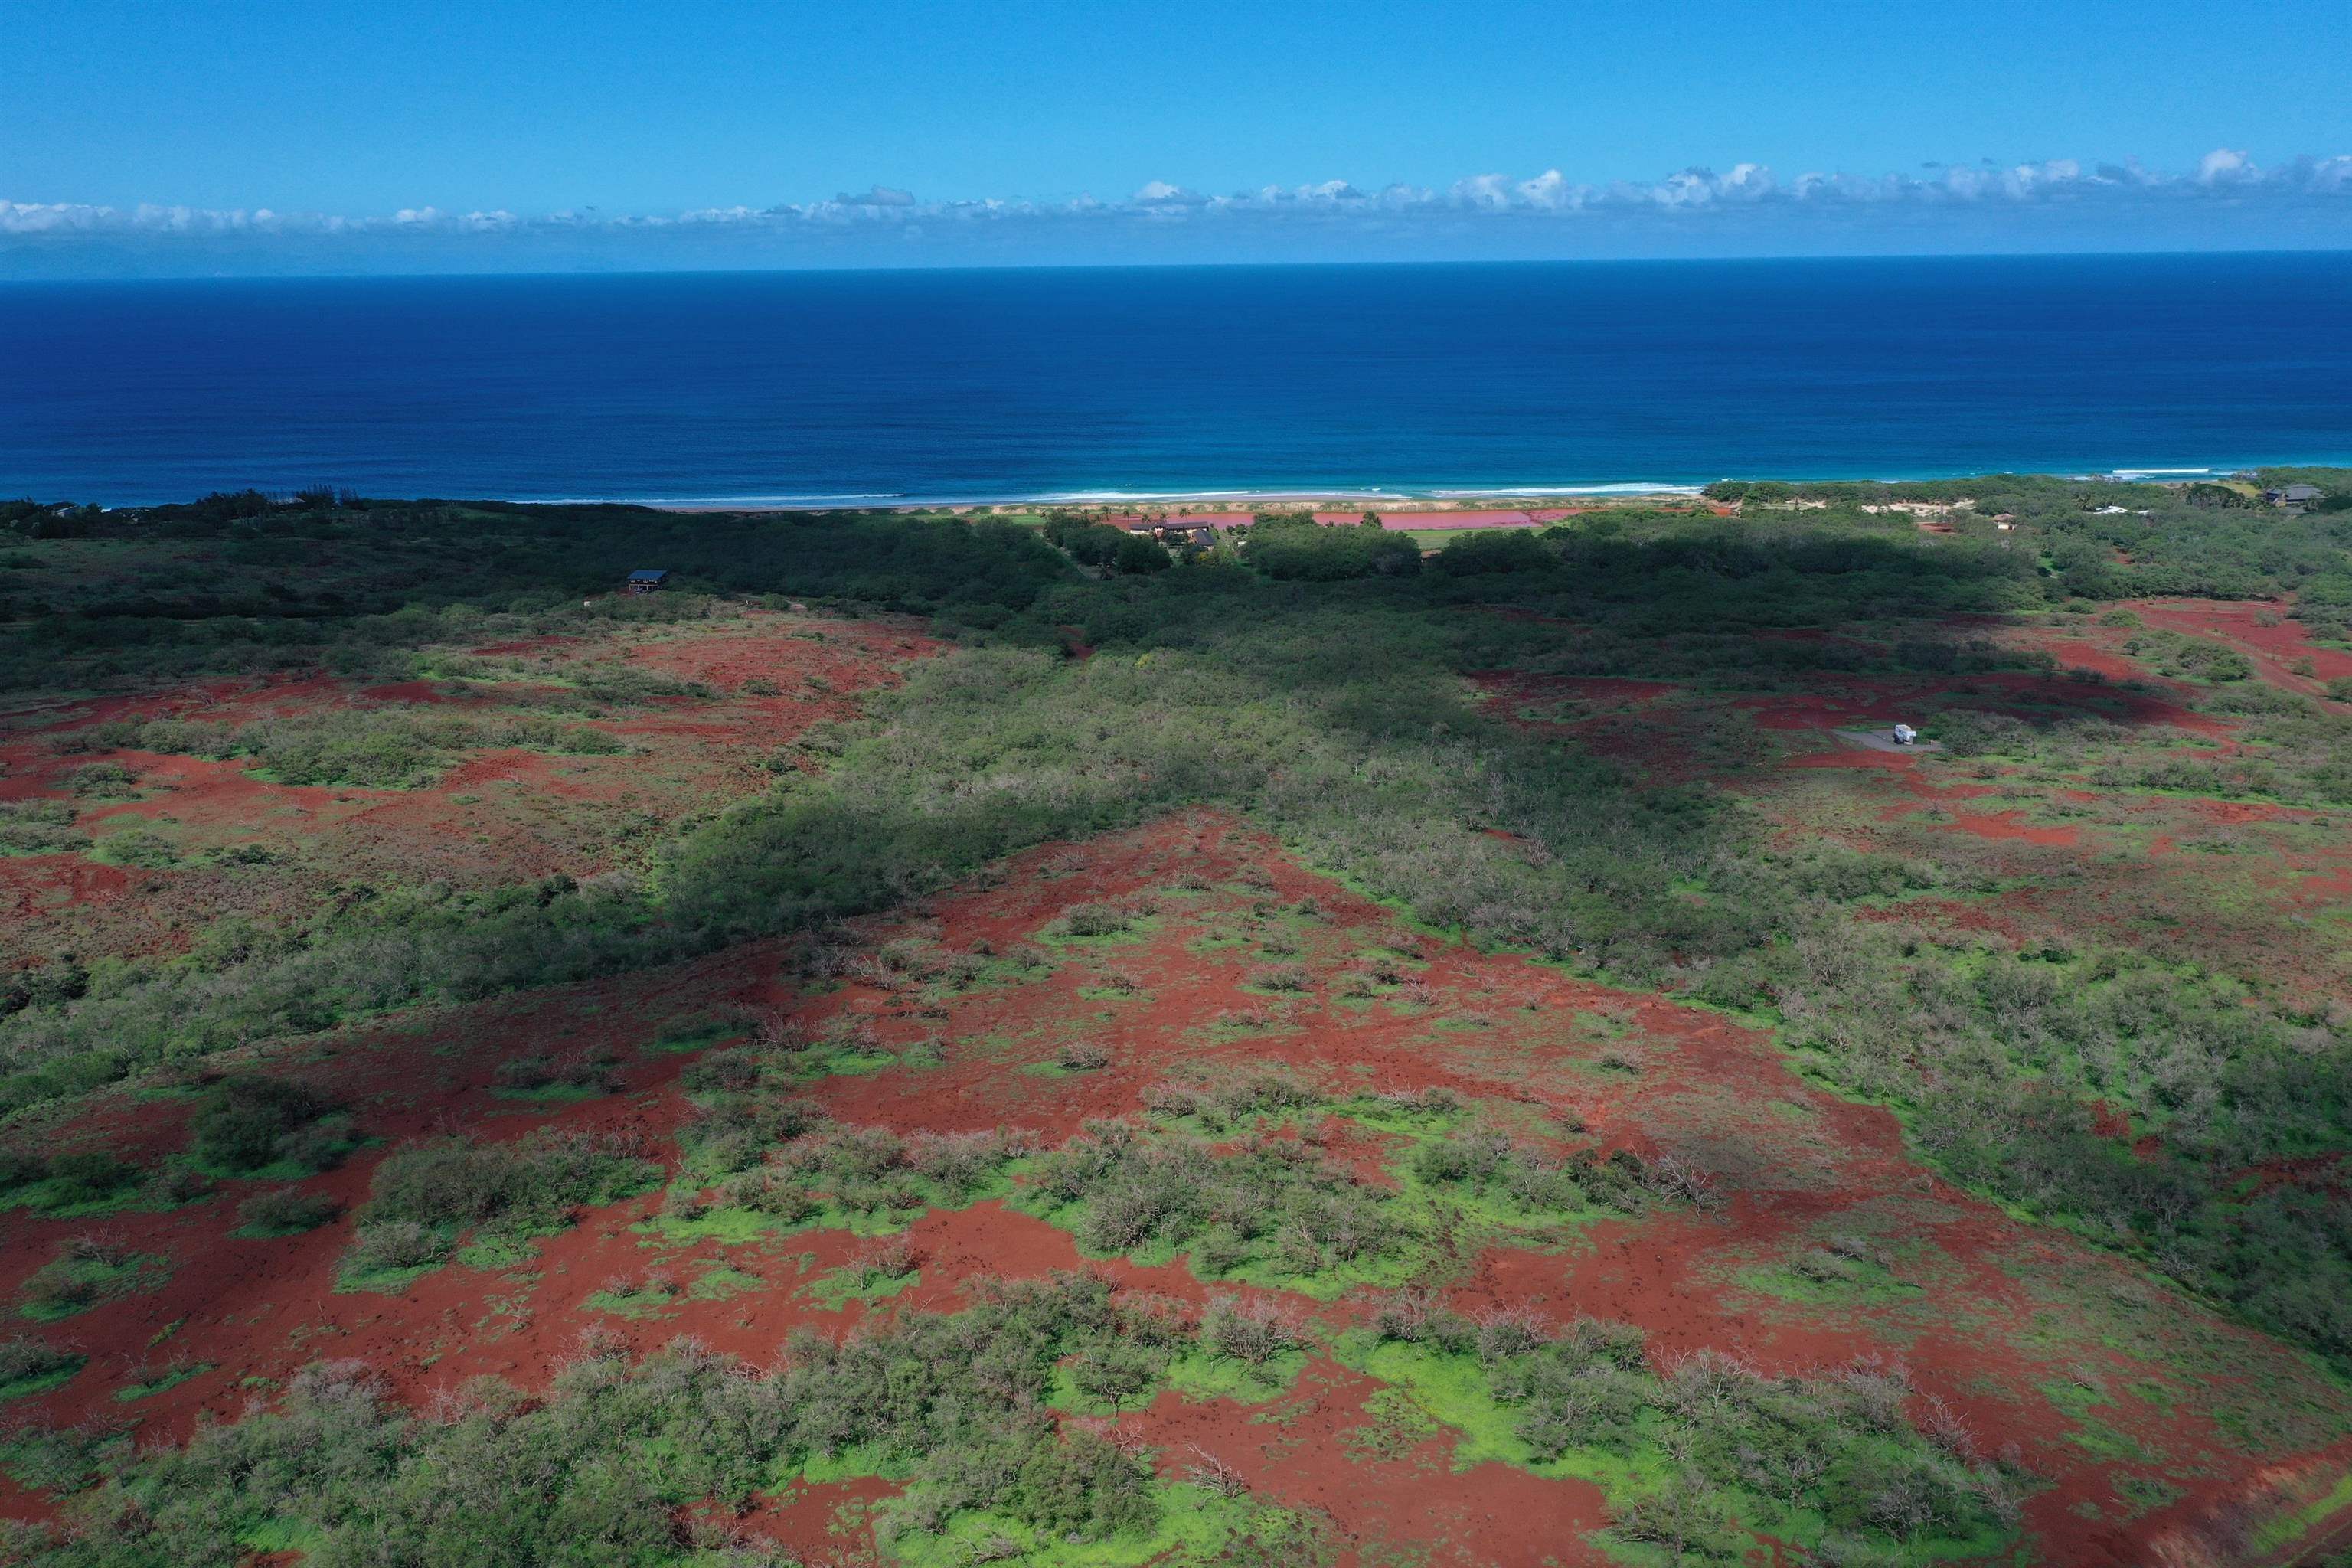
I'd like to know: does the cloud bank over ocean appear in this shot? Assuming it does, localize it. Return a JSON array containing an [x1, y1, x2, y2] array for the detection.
[[8, 151, 2350, 276]]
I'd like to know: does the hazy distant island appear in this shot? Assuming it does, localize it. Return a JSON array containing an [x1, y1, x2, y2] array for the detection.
[[1, 466, 2350, 1566]]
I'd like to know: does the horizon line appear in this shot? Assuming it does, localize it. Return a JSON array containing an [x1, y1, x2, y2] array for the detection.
[[8, 243, 2352, 288]]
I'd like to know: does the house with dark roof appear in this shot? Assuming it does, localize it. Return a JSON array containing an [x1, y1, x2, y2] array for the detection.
[[2263, 485, 2322, 507], [625, 569, 672, 594]]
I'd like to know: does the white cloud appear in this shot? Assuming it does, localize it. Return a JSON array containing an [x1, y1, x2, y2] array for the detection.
[[2198, 148, 2253, 183], [1130, 180, 1207, 207], [6, 149, 2349, 271]]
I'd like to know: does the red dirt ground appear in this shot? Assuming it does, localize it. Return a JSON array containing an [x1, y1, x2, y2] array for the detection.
[[5, 815, 2344, 1565], [2127, 599, 2352, 700], [1472, 625, 2352, 999], [0, 610, 942, 970]]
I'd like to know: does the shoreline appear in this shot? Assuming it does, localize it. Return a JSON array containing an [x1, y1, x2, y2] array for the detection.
[[52, 461, 2344, 514], [647, 492, 1708, 516], [555, 464, 2295, 515], [624, 483, 1711, 514]]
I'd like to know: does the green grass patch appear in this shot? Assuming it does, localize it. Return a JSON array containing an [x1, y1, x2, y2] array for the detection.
[[2040, 1379, 2158, 1462], [643, 1016, 750, 1054], [2250, 1466, 2352, 1555], [237, 1520, 325, 1555], [452, 1232, 545, 1272], [1164, 1345, 1310, 1406], [485, 1082, 609, 1104], [114, 1361, 211, 1403], [802, 1262, 920, 1309], [1733, 1254, 1924, 1308], [18, 1250, 172, 1321], [1346, 1385, 1446, 1462], [887, 1482, 1301, 1568], [334, 1256, 449, 1297], [0, 1356, 84, 1403], [583, 1286, 678, 1321]]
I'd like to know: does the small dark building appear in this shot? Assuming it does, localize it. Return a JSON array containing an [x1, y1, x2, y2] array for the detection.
[[2263, 485, 2321, 506], [625, 569, 672, 595]]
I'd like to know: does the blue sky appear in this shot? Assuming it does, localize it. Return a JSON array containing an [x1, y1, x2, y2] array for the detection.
[[7, 0, 2350, 274]]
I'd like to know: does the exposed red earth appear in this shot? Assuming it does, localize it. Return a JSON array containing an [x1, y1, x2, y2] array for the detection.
[[5, 814, 2347, 1563], [1468, 630, 2352, 1002], [7, 593, 2351, 1565], [2128, 599, 2352, 698], [0, 609, 941, 969]]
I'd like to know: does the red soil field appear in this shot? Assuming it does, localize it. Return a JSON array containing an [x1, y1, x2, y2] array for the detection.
[[5, 815, 2344, 1564], [0, 610, 941, 970], [2125, 598, 2352, 699]]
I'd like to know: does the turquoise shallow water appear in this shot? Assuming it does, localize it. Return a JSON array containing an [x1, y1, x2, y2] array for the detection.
[[3, 253, 2348, 504]]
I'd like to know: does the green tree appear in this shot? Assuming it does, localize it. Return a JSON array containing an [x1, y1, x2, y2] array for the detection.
[[1112, 534, 1171, 575]]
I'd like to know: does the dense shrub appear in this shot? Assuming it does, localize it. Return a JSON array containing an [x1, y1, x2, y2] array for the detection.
[[85, 708, 625, 788], [358, 1129, 658, 1246], [235, 1187, 340, 1236], [1246, 518, 1421, 580], [343, 1220, 446, 1276], [1433, 528, 1553, 574], [190, 1074, 347, 1173], [0, 801, 89, 857], [1367, 1305, 2019, 1557], [0, 485, 2347, 1382]]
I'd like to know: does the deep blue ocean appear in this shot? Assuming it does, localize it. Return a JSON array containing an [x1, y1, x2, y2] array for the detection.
[[5, 253, 2350, 505]]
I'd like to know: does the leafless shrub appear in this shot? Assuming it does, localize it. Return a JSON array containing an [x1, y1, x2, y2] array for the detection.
[[1648, 1156, 1723, 1210], [750, 1010, 810, 1054], [1184, 1445, 1250, 1499], [1834, 1356, 1913, 1432], [844, 955, 903, 991], [854, 1234, 917, 1282], [1370, 1289, 1452, 1344], [1049, 895, 1157, 939], [818, 1016, 883, 1056], [569, 1324, 629, 1365], [876, 938, 942, 978], [1793, 1247, 1855, 1284], [1366, 1086, 1462, 1119], [338, 1217, 456, 1279], [1246, 962, 1312, 993], [805, 944, 861, 979], [1202, 1295, 1303, 1366], [1659, 1349, 1762, 1420], [1917, 1393, 1978, 1461], [905, 1128, 1029, 1195], [931, 952, 989, 989], [1473, 1305, 1552, 1363]]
